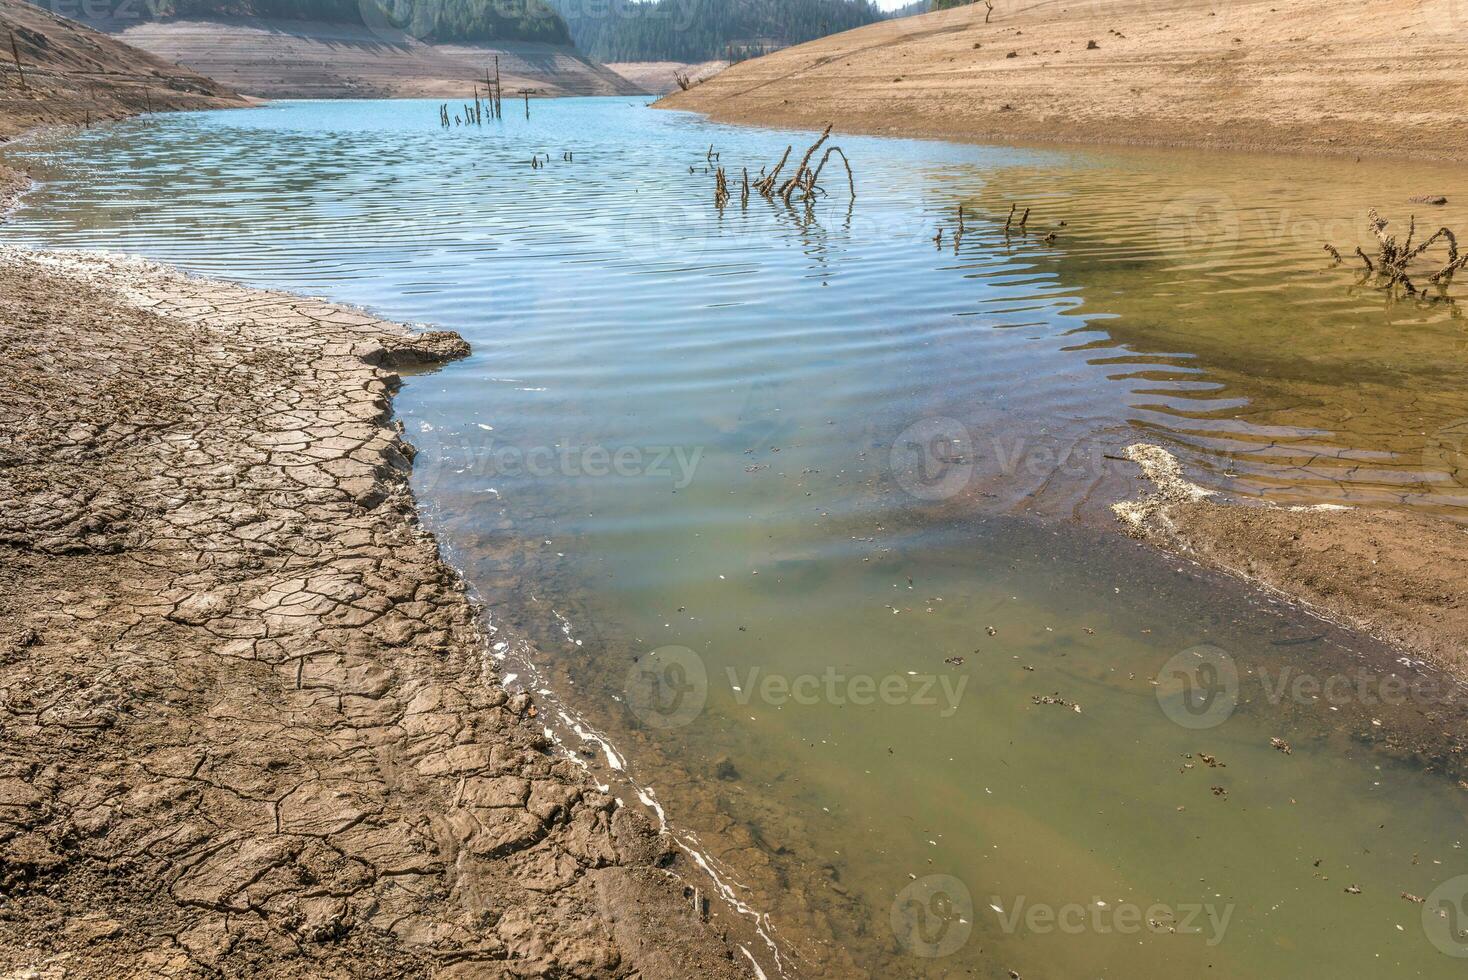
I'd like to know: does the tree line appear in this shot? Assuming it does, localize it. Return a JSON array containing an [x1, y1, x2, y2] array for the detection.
[[546, 0, 885, 63]]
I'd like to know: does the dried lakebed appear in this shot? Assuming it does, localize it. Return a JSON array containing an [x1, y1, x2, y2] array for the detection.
[[0, 248, 745, 977], [4, 100, 1468, 977]]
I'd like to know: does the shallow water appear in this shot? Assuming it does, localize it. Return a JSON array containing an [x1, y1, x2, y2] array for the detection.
[[5, 99, 1468, 977]]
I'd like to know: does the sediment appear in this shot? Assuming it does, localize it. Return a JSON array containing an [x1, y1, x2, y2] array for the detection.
[[0, 244, 744, 978], [1115, 444, 1468, 676]]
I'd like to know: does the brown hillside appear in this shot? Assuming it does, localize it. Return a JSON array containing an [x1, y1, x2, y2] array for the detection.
[[0, 0, 247, 140], [101, 18, 646, 98], [658, 0, 1468, 162]]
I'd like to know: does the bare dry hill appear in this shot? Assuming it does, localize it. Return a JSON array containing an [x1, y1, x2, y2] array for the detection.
[[98, 18, 646, 98], [0, 0, 247, 139], [659, 0, 1468, 161], [607, 60, 726, 96]]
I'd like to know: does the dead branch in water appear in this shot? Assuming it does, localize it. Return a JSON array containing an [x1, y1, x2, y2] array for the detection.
[[779, 124, 832, 202], [1328, 210, 1465, 299], [720, 126, 854, 210], [754, 146, 791, 197], [806, 146, 854, 200], [714, 167, 730, 209]]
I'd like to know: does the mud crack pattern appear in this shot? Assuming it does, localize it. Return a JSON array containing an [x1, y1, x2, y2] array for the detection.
[[0, 248, 743, 979]]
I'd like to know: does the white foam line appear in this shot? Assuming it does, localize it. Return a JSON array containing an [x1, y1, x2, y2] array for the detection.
[[739, 945, 769, 980], [487, 609, 786, 977]]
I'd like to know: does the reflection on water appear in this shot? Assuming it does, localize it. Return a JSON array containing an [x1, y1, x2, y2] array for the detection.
[[4, 100, 1467, 978]]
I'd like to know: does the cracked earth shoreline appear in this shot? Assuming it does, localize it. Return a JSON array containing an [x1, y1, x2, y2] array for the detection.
[[0, 246, 745, 978]]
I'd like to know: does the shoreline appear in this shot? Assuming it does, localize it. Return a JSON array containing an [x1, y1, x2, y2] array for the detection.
[[1114, 445, 1468, 676], [0, 241, 746, 977], [655, 103, 1468, 168]]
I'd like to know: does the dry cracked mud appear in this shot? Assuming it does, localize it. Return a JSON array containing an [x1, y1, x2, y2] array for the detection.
[[0, 246, 745, 978]]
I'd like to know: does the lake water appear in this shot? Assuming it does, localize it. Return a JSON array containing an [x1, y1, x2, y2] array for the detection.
[[5, 98, 1467, 978]]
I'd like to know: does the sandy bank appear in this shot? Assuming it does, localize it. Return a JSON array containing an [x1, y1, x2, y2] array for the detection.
[[0, 243, 743, 977], [658, 0, 1468, 162], [97, 18, 645, 99], [1116, 444, 1468, 677], [0, 0, 249, 140]]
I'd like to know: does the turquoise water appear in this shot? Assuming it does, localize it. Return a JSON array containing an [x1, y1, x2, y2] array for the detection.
[[4, 99, 1467, 978]]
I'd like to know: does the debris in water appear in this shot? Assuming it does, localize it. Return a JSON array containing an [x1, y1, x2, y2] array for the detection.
[[1271, 737, 1293, 755], [1032, 693, 1081, 713], [1345, 885, 1362, 895]]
